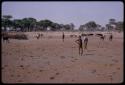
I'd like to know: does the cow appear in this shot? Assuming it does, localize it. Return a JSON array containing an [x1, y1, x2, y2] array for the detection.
[[81, 33, 94, 37], [95, 34, 105, 40], [70, 34, 77, 38]]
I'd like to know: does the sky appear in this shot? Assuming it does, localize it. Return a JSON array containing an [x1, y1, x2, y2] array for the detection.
[[2, 1, 124, 29]]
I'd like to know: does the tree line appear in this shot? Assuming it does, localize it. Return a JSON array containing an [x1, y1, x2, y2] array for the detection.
[[2, 15, 123, 32]]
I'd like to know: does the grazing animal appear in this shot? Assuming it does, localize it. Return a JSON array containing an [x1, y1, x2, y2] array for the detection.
[[3, 36, 9, 43], [95, 34, 105, 40], [70, 34, 77, 38], [95, 33, 105, 48], [2, 32, 9, 43], [81, 33, 93, 37], [87, 34, 94, 36], [81, 33, 87, 36], [2, 32, 28, 42], [96, 34, 103, 37], [36, 33, 43, 39], [100, 35, 105, 40]]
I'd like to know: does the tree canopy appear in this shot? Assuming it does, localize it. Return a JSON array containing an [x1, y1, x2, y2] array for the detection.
[[1, 15, 123, 32]]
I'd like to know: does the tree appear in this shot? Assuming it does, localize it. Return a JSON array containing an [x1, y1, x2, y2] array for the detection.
[[2, 15, 13, 31], [21, 18, 37, 32], [38, 19, 53, 31], [12, 19, 26, 32], [106, 24, 114, 31], [109, 19, 116, 25], [79, 25, 85, 31], [115, 21, 123, 32], [64, 24, 70, 30], [28, 18, 37, 31], [84, 21, 97, 31], [69, 23, 75, 30]]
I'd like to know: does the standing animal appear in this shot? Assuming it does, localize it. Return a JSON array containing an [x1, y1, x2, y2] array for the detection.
[[2, 32, 9, 43], [96, 34, 105, 40]]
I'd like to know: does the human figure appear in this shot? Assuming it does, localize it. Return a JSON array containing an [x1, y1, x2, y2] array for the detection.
[[75, 36, 83, 56], [109, 34, 113, 41], [84, 36, 88, 50], [62, 32, 65, 42]]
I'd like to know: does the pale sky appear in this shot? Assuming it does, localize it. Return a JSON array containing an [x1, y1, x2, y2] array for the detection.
[[2, 1, 124, 29]]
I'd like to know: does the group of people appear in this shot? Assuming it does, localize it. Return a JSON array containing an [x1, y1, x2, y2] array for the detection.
[[62, 32, 88, 56], [75, 35, 88, 56], [62, 32, 113, 56]]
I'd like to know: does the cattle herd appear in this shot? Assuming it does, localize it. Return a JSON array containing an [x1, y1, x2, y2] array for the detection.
[[1, 31, 113, 43], [1, 32, 28, 42]]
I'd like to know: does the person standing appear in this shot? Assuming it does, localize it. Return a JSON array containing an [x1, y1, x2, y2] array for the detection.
[[84, 36, 88, 50], [109, 34, 113, 41], [75, 36, 83, 56], [62, 32, 65, 42]]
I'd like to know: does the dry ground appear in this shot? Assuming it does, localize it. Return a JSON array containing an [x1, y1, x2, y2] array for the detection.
[[1, 31, 123, 83]]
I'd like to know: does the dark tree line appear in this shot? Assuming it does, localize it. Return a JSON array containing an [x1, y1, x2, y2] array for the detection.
[[2, 15, 75, 32], [79, 19, 123, 32], [1, 15, 123, 32]]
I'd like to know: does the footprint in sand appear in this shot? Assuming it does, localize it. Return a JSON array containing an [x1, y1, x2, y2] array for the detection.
[[19, 65, 25, 69], [17, 75, 21, 77], [55, 72, 60, 75], [4, 65, 8, 67], [91, 69, 96, 74], [108, 75, 113, 82], [49, 72, 60, 80], [37, 76, 40, 78], [71, 79, 75, 82], [112, 59, 119, 63], [112, 72, 116, 75], [17, 80, 23, 82], [85, 54, 94, 56], [108, 56, 113, 58], [42, 49, 45, 51], [46, 61, 50, 65], [2, 67, 4, 70], [71, 60, 75, 62], [28, 72, 31, 74], [10, 74, 14, 77], [39, 70, 43, 72], [30, 55, 34, 58], [50, 76, 55, 80], [74, 58, 78, 60], [110, 77, 113, 82], [97, 74, 101, 76], [19, 65, 24, 67], [21, 58, 24, 61], [117, 67, 121, 70], [105, 64, 108, 67], [60, 56, 65, 59], [109, 63, 114, 67]]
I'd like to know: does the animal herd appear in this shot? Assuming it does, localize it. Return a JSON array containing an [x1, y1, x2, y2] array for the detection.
[[1, 32, 113, 43]]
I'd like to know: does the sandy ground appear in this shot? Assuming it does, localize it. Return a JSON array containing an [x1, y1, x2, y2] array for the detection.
[[2, 31, 123, 83]]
